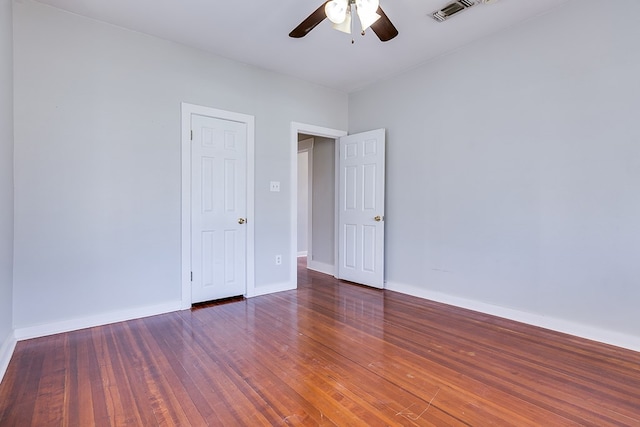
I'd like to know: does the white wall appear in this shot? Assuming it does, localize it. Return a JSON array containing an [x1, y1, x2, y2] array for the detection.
[[297, 150, 309, 255], [349, 0, 640, 342], [13, 1, 348, 330], [311, 137, 335, 266], [0, 0, 15, 375]]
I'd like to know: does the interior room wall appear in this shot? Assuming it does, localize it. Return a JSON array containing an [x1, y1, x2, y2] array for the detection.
[[310, 137, 335, 269], [0, 0, 15, 368], [12, 1, 348, 331], [349, 0, 640, 344], [297, 150, 309, 256]]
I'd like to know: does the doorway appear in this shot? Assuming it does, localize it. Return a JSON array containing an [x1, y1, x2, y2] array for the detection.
[[291, 123, 346, 286], [181, 103, 256, 308], [297, 135, 336, 276], [291, 123, 386, 290]]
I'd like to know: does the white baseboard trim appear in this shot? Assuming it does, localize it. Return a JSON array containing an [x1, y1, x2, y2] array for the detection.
[[297, 251, 308, 257], [0, 330, 17, 385], [385, 281, 640, 353], [246, 281, 296, 298], [307, 260, 334, 276], [14, 301, 183, 341]]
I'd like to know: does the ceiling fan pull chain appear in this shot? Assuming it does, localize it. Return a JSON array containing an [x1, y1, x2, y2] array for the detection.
[[351, 4, 355, 43]]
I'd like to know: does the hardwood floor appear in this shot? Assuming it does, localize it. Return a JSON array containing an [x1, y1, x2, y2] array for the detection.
[[1, 259, 640, 426]]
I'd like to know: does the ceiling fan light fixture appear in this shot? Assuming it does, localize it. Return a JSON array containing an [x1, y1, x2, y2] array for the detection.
[[354, 0, 380, 31], [332, 9, 352, 34], [289, 0, 398, 42], [325, 0, 349, 24]]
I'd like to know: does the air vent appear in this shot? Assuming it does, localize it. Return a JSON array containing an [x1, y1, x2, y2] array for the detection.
[[432, 0, 476, 22]]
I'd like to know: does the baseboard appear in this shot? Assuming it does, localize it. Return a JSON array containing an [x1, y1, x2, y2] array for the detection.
[[297, 251, 308, 257], [14, 301, 183, 341], [385, 281, 640, 353], [307, 260, 334, 276], [246, 281, 296, 298], [0, 330, 17, 385]]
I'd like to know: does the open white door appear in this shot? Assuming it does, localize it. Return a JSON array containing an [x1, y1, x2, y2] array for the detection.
[[337, 129, 385, 288]]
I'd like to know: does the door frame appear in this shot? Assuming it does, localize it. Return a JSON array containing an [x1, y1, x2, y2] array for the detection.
[[290, 122, 347, 286], [182, 103, 255, 309]]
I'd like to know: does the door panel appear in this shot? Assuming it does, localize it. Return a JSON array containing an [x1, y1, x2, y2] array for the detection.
[[338, 129, 385, 288], [191, 114, 247, 303]]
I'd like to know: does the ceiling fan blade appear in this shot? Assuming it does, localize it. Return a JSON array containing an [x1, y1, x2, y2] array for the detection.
[[370, 6, 398, 42], [289, 2, 328, 38]]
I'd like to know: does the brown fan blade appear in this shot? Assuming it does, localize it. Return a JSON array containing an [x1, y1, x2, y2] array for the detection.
[[370, 6, 398, 42], [289, 2, 328, 38]]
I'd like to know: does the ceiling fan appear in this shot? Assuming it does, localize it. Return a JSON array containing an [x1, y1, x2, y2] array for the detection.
[[289, 0, 398, 42]]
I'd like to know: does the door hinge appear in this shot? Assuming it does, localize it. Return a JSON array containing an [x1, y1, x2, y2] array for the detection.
[[190, 130, 193, 141], [190, 271, 193, 281]]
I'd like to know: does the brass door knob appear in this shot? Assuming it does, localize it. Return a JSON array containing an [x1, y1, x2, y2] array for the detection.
[[238, 218, 246, 224], [374, 215, 382, 222]]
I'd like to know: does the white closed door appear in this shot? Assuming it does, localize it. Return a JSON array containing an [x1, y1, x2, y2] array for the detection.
[[191, 114, 247, 303], [337, 129, 385, 288]]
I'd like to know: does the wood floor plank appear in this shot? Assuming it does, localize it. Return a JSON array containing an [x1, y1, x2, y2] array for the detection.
[[247, 297, 470, 425], [1, 260, 640, 426], [1, 338, 48, 426], [30, 334, 67, 426], [376, 295, 640, 423], [265, 288, 557, 426], [134, 318, 221, 424], [203, 302, 440, 426], [144, 313, 280, 425], [293, 278, 640, 424], [183, 306, 332, 425]]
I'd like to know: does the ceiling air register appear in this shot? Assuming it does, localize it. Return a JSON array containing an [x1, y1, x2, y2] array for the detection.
[[432, 0, 477, 22]]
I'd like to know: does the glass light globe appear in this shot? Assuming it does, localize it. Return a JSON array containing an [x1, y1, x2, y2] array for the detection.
[[355, 0, 379, 14], [357, 9, 380, 31], [325, 0, 349, 24], [332, 7, 352, 34]]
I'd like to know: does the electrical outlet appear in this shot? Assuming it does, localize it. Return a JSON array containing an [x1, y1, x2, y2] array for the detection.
[[275, 255, 282, 265], [270, 181, 281, 192]]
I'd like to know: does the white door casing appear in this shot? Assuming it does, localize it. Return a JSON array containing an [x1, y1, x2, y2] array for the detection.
[[182, 103, 255, 308], [337, 129, 386, 288]]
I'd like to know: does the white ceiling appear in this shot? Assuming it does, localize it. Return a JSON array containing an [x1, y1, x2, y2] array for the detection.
[[32, 0, 569, 92]]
